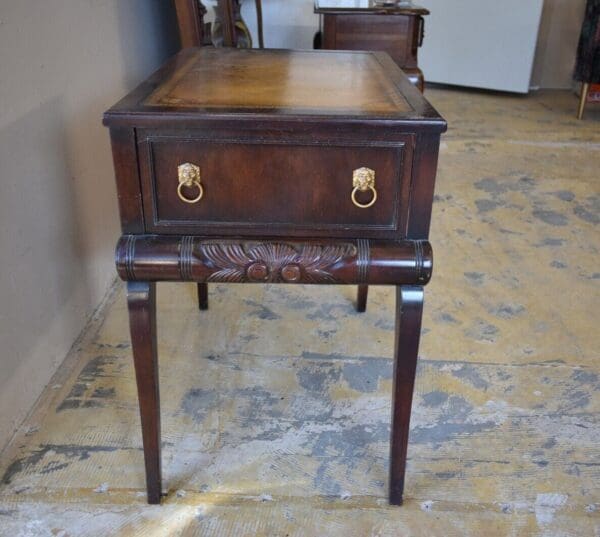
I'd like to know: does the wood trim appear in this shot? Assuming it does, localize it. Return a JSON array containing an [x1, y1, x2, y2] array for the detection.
[[115, 235, 433, 285], [406, 132, 441, 239], [174, 0, 205, 48], [109, 128, 145, 233], [220, 0, 237, 47]]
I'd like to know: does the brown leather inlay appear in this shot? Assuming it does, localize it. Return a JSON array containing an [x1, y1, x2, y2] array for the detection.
[[145, 48, 412, 116]]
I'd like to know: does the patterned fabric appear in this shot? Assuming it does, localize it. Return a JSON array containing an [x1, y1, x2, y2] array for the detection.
[[574, 0, 600, 83]]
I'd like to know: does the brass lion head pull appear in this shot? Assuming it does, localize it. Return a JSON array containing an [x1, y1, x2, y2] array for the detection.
[[352, 167, 377, 209], [177, 163, 203, 204]]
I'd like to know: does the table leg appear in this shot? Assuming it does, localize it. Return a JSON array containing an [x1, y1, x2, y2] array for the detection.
[[197, 283, 209, 310], [389, 285, 423, 505], [356, 284, 368, 312], [577, 82, 590, 120], [127, 281, 162, 504]]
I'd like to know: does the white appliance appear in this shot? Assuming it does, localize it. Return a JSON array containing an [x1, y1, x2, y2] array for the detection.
[[418, 0, 544, 93]]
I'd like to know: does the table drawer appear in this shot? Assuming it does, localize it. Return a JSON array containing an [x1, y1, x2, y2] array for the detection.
[[138, 135, 413, 238]]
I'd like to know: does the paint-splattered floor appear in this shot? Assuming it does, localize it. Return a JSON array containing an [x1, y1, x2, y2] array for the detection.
[[0, 89, 598, 536]]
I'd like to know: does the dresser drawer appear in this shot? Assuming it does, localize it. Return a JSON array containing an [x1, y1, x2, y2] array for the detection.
[[138, 135, 413, 238]]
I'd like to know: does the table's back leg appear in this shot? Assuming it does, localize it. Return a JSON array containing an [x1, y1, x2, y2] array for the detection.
[[197, 282, 209, 310], [389, 285, 424, 505], [356, 284, 368, 312], [127, 281, 162, 504]]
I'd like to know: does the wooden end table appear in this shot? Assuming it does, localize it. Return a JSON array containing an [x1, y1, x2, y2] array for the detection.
[[103, 47, 446, 505], [314, 0, 429, 92]]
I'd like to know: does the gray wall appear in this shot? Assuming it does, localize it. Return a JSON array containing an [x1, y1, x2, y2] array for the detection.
[[0, 0, 179, 449]]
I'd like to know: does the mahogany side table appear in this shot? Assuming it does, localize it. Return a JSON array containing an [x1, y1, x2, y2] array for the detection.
[[314, 0, 429, 91], [103, 47, 446, 505]]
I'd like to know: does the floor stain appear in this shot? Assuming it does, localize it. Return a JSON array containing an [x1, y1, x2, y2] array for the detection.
[[2, 444, 120, 485]]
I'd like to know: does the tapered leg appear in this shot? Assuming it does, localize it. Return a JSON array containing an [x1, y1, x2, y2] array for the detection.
[[127, 281, 162, 504], [389, 285, 424, 505], [197, 283, 208, 310], [356, 284, 368, 312], [577, 82, 590, 120]]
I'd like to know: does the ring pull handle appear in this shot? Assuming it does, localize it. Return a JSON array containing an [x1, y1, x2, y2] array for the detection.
[[177, 163, 204, 204], [351, 167, 377, 209]]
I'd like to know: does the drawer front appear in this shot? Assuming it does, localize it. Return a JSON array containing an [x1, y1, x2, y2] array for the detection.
[[138, 135, 413, 238]]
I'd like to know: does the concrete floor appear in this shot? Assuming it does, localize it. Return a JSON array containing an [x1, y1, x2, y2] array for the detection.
[[0, 89, 598, 536]]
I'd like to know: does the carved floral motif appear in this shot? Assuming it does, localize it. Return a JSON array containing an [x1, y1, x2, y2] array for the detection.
[[199, 242, 357, 283]]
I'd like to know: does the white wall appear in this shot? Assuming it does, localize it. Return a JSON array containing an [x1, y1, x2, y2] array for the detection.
[[0, 0, 179, 450]]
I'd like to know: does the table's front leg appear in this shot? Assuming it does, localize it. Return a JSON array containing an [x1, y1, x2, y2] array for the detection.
[[127, 281, 162, 504], [389, 285, 424, 505]]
